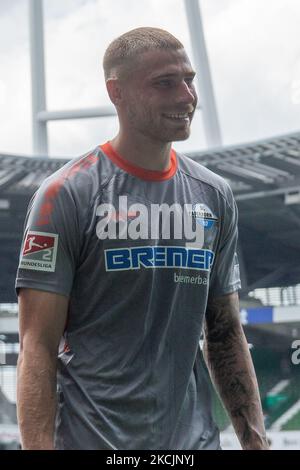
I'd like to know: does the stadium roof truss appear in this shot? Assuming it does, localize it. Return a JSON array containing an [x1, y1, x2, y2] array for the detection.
[[1, 131, 300, 302]]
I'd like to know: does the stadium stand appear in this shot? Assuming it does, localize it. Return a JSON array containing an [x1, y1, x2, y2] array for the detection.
[[282, 408, 300, 431], [211, 346, 300, 435]]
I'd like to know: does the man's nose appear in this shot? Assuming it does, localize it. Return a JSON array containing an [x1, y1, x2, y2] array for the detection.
[[177, 81, 197, 106]]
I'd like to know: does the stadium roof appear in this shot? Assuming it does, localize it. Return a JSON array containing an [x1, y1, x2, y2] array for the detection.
[[1, 131, 300, 302], [191, 131, 300, 294]]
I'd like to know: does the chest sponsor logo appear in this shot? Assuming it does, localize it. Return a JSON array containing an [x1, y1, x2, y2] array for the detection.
[[20, 231, 58, 272], [105, 245, 214, 272]]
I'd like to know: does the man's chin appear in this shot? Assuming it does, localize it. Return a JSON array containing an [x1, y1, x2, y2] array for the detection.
[[171, 130, 191, 142], [148, 128, 191, 143]]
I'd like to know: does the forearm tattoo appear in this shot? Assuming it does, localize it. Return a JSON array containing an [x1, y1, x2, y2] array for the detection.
[[204, 293, 268, 449]]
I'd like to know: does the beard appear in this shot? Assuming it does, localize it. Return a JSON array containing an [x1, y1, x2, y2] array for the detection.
[[126, 105, 192, 143]]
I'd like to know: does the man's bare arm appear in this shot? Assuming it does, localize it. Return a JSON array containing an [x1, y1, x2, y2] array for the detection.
[[17, 288, 68, 450], [203, 291, 269, 450]]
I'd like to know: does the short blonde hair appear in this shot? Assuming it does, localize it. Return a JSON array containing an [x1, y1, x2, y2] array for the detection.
[[103, 27, 184, 80]]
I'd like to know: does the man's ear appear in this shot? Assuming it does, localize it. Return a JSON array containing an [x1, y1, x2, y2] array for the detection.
[[106, 78, 122, 106]]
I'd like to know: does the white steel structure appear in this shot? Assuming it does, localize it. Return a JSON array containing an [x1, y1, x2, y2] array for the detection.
[[29, 0, 222, 156]]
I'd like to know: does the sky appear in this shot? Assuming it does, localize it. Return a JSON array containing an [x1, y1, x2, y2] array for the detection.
[[0, 0, 300, 158]]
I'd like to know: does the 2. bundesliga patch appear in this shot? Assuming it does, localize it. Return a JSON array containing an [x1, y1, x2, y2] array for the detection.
[[20, 231, 58, 272]]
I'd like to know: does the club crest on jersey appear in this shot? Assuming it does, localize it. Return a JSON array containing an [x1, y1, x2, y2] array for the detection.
[[20, 231, 58, 272], [190, 204, 218, 229]]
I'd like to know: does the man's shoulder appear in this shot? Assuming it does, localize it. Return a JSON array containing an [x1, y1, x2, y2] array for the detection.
[[177, 152, 234, 203], [43, 147, 100, 188], [38, 145, 114, 201]]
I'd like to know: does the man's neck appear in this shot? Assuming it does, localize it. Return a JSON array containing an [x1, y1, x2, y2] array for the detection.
[[110, 134, 172, 172]]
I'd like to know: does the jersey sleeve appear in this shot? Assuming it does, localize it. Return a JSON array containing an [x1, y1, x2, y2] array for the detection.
[[15, 177, 81, 297], [208, 187, 241, 298]]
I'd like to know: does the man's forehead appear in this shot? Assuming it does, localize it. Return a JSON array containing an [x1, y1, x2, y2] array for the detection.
[[135, 48, 194, 77]]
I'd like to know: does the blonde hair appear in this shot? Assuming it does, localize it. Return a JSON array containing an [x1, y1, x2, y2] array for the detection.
[[103, 27, 184, 80]]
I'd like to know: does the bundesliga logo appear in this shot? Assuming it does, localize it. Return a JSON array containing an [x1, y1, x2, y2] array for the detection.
[[20, 231, 58, 272]]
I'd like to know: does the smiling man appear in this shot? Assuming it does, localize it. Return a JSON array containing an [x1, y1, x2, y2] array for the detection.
[[16, 27, 268, 450]]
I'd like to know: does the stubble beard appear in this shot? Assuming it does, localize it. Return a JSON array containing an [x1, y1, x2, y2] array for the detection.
[[141, 115, 191, 143], [127, 105, 191, 143]]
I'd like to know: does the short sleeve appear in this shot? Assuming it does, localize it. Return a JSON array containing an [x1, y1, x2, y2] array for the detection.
[[15, 177, 80, 297], [208, 187, 241, 298]]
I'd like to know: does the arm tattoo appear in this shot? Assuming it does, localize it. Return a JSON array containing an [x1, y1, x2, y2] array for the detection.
[[203, 292, 268, 449]]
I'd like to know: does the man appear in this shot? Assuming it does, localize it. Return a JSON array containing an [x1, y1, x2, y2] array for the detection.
[[16, 27, 268, 450]]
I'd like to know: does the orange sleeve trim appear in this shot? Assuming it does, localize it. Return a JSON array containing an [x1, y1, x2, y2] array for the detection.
[[100, 142, 177, 181]]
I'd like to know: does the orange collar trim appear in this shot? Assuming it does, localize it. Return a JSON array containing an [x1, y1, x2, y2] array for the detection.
[[100, 142, 177, 181]]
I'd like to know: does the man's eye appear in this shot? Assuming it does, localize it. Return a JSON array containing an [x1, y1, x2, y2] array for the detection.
[[156, 80, 173, 87], [185, 78, 195, 87]]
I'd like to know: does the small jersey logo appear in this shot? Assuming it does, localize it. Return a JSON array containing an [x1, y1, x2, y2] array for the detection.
[[20, 231, 58, 272], [190, 204, 218, 229]]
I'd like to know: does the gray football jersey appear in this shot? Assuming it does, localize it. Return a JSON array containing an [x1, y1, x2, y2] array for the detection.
[[16, 143, 241, 450]]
